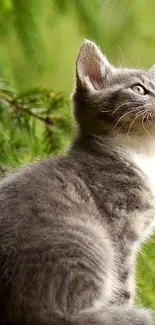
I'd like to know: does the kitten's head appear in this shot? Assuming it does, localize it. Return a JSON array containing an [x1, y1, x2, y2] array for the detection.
[[72, 40, 155, 142]]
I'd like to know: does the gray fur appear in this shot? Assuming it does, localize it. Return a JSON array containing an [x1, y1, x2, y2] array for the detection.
[[0, 40, 154, 325]]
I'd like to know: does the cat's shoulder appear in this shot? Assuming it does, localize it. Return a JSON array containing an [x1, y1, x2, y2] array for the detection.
[[0, 156, 68, 193]]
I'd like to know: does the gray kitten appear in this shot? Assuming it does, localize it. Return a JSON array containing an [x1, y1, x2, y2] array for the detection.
[[0, 40, 155, 325]]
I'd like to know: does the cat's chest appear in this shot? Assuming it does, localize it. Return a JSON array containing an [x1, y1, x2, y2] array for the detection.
[[129, 150, 155, 197]]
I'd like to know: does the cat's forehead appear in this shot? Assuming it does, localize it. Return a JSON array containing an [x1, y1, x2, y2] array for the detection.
[[110, 67, 155, 90]]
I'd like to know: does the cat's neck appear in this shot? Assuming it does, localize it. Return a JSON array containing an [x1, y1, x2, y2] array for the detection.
[[69, 134, 115, 158], [112, 131, 155, 156], [70, 132, 155, 158], [69, 134, 155, 245]]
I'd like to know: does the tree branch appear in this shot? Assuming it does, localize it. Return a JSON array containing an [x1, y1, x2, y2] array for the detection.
[[0, 91, 54, 125]]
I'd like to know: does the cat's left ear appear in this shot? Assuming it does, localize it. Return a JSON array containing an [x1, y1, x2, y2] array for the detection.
[[76, 40, 113, 91], [150, 64, 155, 73]]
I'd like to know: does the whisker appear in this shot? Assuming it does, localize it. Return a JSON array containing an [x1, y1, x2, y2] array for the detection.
[[112, 107, 139, 130], [145, 110, 155, 127], [126, 105, 155, 138], [142, 113, 153, 140], [116, 45, 133, 68], [112, 101, 142, 115], [101, 110, 112, 113], [110, 99, 155, 138], [113, 124, 126, 143], [146, 111, 152, 126], [113, 100, 155, 116], [127, 111, 144, 139], [135, 106, 150, 117]]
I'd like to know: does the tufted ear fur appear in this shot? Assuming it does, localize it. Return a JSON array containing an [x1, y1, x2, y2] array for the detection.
[[150, 64, 155, 73], [76, 40, 113, 91]]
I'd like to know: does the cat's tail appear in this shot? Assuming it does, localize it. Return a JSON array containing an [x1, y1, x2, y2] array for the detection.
[[51, 305, 152, 325]]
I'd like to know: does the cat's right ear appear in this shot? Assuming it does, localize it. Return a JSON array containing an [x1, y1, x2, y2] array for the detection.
[[76, 40, 113, 92]]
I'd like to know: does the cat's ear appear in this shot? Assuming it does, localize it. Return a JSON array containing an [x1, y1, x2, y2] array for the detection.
[[150, 64, 155, 73], [76, 40, 113, 91]]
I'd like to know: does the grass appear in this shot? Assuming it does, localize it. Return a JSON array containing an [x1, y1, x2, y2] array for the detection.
[[136, 235, 155, 310]]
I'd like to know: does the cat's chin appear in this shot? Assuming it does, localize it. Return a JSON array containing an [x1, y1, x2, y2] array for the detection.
[[111, 124, 155, 153], [117, 118, 155, 139]]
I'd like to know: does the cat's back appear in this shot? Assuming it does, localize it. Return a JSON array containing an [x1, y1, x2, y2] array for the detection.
[[0, 155, 115, 324], [0, 155, 94, 223], [0, 154, 102, 250]]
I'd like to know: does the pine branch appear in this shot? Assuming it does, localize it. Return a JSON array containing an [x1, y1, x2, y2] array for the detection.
[[0, 75, 72, 164], [0, 91, 55, 125]]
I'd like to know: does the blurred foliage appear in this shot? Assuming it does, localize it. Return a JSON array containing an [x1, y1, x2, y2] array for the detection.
[[0, 0, 154, 311], [0, 76, 72, 168]]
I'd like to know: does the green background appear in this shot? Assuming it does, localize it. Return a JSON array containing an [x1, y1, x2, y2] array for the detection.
[[0, 0, 155, 310]]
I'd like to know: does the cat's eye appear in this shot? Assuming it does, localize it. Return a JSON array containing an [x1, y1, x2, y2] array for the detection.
[[131, 84, 147, 95]]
